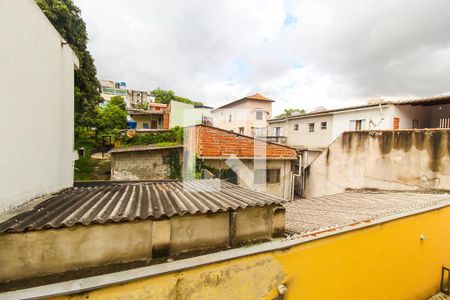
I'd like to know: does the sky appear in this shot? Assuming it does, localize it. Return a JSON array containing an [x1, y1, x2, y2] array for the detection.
[[75, 0, 450, 115]]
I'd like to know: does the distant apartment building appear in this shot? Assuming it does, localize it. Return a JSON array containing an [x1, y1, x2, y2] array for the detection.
[[211, 93, 274, 137], [128, 102, 169, 130], [99, 79, 153, 108], [268, 96, 450, 150], [0, 0, 78, 211], [167, 100, 213, 128]]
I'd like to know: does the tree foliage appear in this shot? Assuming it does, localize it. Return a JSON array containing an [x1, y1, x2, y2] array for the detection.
[[109, 96, 126, 111], [150, 88, 203, 106], [35, 0, 101, 134], [275, 108, 306, 119], [96, 103, 127, 135]]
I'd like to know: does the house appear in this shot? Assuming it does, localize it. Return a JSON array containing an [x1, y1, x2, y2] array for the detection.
[[186, 124, 298, 199], [0, 0, 78, 212], [128, 102, 169, 130], [0, 180, 286, 285], [167, 100, 213, 128], [268, 95, 450, 150], [99, 79, 127, 107], [211, 93, 274, 137], [109, 145, 183, 180]]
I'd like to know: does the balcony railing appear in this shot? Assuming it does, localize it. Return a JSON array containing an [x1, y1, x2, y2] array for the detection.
[[102, 87, 127, 96], [258, 136, 287, 144]]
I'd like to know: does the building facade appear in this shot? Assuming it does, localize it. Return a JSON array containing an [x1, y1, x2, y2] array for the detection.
[[268, 96, 450, 149], [127, 103, 169, 130], [168, 100, 212, 128], [0, 0, 78, 212], [211, 93, 274, 137], [186, 125, 298, 199]]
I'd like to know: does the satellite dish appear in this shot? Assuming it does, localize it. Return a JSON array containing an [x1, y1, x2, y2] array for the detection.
[[127, 129, 136, 138]]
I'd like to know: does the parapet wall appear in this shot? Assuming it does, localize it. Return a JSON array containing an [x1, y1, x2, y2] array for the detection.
[[305, 129, 450, 198]]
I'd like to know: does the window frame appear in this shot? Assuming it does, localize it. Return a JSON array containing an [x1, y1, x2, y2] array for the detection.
[[321, 122, 327, 130], [256, 111, 264, 120], [294, 124, 299, 131], [308, 123, 315, 132]]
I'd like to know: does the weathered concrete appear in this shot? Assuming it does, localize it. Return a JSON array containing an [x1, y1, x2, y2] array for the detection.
[[305, 130, 450, 198], [0, 221, 153, 282], [111, 147, 182, 180], [235, 207, 270, 242], [170, 213, 230, 255]]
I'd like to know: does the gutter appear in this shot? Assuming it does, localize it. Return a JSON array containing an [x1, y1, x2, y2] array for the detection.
[[1, 199, 449, 300]]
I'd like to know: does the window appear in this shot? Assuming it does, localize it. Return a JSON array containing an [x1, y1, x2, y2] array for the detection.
[[294, 124, 299, 131], [273, 127, 283, 136], [229, 114, 232, 122], [256, 111, 264, 120], [321, 122, 327, 130], [350, 119, 366, 131], [412, 119, 419, 129], [393, 117, 400, 129], [143, 123, 149, 129], [254, 169, 281, 184], [238, 127, 244, 134], [252, 127, 267, 137], [308, 123, 315, 132]]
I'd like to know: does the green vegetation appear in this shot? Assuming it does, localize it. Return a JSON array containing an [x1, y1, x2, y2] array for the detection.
[[109, 96, 126, 111], [74, 157, 110, 181], [168, 150, 182, 179], [35, 0, 101, 137], [275, 108, 306, 119], [122, 127, 183, 146], [95, 102, 127, 137], [150, 88, 203, 106]]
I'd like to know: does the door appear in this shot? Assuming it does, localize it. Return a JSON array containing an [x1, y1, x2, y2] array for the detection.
[[151, 120, 158, 129]]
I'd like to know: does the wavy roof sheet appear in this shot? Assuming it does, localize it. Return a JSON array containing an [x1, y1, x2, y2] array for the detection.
[[0, 180, 285, 233]]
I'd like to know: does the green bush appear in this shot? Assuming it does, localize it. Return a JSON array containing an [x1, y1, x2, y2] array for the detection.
[[122, 126, 183, 146]]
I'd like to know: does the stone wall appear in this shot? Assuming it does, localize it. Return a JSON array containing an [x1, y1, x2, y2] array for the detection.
[[305, 129, 450, 198], [111, 148, 183, 180]]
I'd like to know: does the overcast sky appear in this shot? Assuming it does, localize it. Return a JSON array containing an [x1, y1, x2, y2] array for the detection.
[[75, 0, 450, 114]]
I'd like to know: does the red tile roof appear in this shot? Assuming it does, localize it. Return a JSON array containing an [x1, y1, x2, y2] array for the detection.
[[188, 125, 297, 159]]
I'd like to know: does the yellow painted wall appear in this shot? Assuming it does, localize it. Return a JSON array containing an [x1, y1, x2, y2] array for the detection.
[[53, 206, 450, 300]]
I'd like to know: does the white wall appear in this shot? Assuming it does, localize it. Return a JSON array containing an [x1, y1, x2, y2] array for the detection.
[[331, 105, 394, 140], [0, 0, 77, 212]]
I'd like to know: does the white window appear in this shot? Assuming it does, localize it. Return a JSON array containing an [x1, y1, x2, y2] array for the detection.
[[256, 111, 264, 120], [350, 119, 366, 131], [308, 123, 315, 132], [238, 127, 244, 134], [321, 122, 327, 130], [273, 127, 283, 136], [294, 124, 299, 131]]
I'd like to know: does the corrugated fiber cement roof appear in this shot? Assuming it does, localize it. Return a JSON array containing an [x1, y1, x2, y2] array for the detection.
[[0, 180, 285, 233]]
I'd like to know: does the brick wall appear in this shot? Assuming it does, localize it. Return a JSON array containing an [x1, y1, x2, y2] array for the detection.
[[190, 125, 297, 158]]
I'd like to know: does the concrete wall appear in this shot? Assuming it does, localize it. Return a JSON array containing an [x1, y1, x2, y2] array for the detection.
[[268, 114, 334, 148], [305, 130, 450, 198], [0, 221, 153, 282], [212, 100, 272, 136], [111, 148, 183, 180], [0, 0, 77, 212], [204, 159, 294, 199], [0, 207, 283, 282], [52, 203, 450, 300]]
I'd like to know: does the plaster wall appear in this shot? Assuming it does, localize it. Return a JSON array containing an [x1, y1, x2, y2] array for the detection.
[[331, 105, 394, 140], [0, 221, 153, 282], [131, 115, 164, 129], [268, 114, 333, 148], [203, 159, 294, 199], [212, 100, 272, 135], [0, 0, 77, 212], [235, 207, 270, 242], [305, 130, 450, 198]]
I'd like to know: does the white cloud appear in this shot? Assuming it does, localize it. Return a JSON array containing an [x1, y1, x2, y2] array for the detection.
[[75, 0, 450, 114]]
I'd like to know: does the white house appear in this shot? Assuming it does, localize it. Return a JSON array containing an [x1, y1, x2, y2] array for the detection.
[[0, 0, 79, 212], [268, 96, 450, 149]]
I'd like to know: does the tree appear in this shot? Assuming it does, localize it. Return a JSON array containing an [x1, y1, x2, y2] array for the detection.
[[110, 96, 126, 111], [150, 88, 203, 106], [95, 103, 127, 135], [275, 108, 306, 119], [35, 0, 101, 135]]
